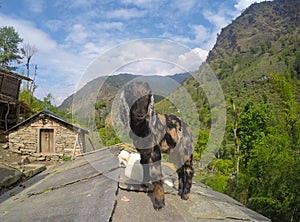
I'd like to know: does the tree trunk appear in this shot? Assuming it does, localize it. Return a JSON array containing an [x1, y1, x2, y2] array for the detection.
[[231, 100, 240, 191]]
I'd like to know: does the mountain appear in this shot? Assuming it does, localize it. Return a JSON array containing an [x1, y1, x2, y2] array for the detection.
[[174, 0, 300, 110], [207, 0, 300, 93], [58, 73, 190, 120], [157, 1, 300, 221], [58, 74, 136, 112], [186, 1, 300, 221]]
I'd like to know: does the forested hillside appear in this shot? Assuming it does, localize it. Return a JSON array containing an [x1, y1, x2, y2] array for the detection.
[[59, 73, 189, 118], [177, 0, 300, 221]]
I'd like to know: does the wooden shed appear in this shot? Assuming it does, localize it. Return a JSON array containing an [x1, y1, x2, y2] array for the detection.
[[5, 110, 89, 161], [0, 67, 32, 131]]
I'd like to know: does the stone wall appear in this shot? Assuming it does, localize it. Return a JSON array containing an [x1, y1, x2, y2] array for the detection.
[[8, 116, 82, 161]]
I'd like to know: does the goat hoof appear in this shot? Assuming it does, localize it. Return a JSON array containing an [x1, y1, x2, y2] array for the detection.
[[178, 189, 182, 196], [141, 183, 149, 188], [181, 193, 190, 200], [153, 198, 165, 210], [178, 189, 190, 200]]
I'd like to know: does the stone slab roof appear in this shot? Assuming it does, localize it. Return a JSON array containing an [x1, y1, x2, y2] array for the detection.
[[0, 145, 270, 222], [5, 109, 89, 134]]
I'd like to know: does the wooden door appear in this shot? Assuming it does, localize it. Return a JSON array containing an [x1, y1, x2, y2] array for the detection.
[[40, 129, 54, 153]]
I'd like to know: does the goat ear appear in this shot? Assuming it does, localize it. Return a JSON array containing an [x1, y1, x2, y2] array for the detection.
[[120, 91, 130, 129], [148, 94, 154, 115], [148, 95, 157, 133]]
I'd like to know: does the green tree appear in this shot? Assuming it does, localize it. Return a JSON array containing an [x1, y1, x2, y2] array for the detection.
[[238, 102, 269, 168], [94, 101, 108, 128], [271, 75, 300, 150], [99, 126, 121, 146], [246, 126, 300, 221], [42, 93, 56, 110], [0, 26, 23, 69], [228, 78, 300, 221], [294, 51, 300, 78], [194, 130, 209, 161]]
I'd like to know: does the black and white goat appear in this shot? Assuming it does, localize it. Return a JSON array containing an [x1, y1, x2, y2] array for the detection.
[[120, 81, 194, 210]]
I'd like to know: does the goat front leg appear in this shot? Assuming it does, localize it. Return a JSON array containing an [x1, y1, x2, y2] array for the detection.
[[138, 148, 152, 186], [150, 145, 165, 210], [138, 146, 165, 210]]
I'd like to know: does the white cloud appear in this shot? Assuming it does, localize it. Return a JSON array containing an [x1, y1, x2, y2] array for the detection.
[[162, 25, 214, 51], [94, 22, 124, 31], [177, 47, 207, 70], [115, 60, 180, 76], [55, 0, 97, 9], [191, 25, 210, 44], [234, 0, 268, 11], [106, 8, 146, 20], [70, 0, 96, 8], [172, 0, 198, 12], [200, 5, 241, 50], [45, 19, 65, 32], [0, 13, 91, 105], [82, 42, 104, 59], [0, 14, 56, 53], [120, 0, 162, 8], [161, 32, 192, 45], [25, 0, 44, 13], [65, 24, 89, 44], [190, 48, 208, 62], [203, 10, 231, 30], [80, 39, 205, 90]]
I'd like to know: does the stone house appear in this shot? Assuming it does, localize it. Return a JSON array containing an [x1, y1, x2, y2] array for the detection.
[[5, 110, 89, 161]]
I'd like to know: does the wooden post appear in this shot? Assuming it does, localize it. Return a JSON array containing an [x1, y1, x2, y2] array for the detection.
[[88, 136, 96, 151], [16, 102, 20, 124], [4, 101, 10, 130], [77, 134, 83, 152], [72, 133, 79, 160]]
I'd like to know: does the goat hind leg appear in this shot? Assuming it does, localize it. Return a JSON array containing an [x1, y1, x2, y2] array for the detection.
[[177, 154, 194, 200]]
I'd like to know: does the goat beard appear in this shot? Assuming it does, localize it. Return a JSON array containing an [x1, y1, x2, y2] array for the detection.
[[130, 114, 150, 137], [129, 113, 159, 149]]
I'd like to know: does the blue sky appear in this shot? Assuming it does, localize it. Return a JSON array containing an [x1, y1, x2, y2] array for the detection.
[[0, 0, 267, 105]]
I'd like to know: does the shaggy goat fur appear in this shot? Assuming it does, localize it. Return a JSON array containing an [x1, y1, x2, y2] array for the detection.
[[120, 81, 194, 210]]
